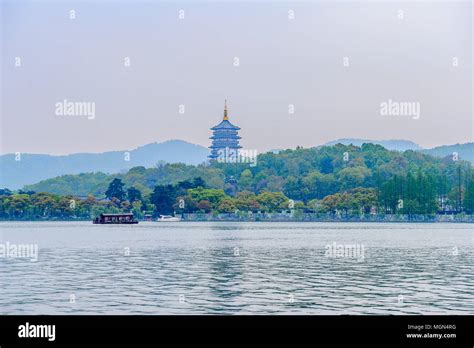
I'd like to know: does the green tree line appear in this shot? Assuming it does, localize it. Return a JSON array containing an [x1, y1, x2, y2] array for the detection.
[[2, 144, 473, 219]]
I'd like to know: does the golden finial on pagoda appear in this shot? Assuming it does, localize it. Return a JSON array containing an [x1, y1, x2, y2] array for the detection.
[[223, 99, 228, 120]]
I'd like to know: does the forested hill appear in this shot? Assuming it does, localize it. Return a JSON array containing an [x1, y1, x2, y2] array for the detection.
[[3, 139, 472, 190], [324, 138, 422, 151], [23, 143, 472, 202]]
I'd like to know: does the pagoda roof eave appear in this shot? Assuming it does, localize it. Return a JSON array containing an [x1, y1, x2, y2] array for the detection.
[[210, 120, 240, 130], [210, 136, 242, 139], [209, 145, 242, 149]]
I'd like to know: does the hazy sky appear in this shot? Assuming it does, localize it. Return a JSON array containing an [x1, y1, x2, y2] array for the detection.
[[1, 0, 473, 155]]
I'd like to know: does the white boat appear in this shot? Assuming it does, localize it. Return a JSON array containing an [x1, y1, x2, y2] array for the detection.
[[157, 215, 181, 222]]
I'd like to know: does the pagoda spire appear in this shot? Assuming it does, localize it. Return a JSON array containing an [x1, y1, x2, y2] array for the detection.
[[223, 99, 228, 120]]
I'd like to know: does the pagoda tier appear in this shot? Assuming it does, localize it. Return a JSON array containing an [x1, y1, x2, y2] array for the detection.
[[210, 133, 241, 140], [208, 101, 242, 159]]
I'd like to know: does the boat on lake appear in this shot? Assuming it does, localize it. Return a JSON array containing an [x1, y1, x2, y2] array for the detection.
[[157, 215, 181, 222], [93, 213, 139, 224]]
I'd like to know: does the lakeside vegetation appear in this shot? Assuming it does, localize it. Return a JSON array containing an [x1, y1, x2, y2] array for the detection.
[[1, 144, 474, 220]]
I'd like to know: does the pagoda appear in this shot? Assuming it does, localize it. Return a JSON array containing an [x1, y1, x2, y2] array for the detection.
[[209, 100, 242, 160]]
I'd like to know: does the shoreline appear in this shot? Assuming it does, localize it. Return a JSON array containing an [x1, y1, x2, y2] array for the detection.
[[1, 218, 474, 223]]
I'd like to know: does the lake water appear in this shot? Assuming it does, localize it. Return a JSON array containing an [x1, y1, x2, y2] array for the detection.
[[0, 221, 473, 315]]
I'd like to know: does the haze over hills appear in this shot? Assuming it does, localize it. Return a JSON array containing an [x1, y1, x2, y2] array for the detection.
[[326, 139, 473, 163], [0, 140, 210, 189], [422, 143, 474, 164], [0, 139, 472, 190]]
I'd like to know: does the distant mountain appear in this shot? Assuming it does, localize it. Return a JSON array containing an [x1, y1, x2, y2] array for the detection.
[[324, 138, 422, 151], [0, 140, 209, 189], [423, 143, 474, 163]]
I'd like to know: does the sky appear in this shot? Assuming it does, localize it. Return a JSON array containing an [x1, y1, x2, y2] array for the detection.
[[1, 0, 473, 155]]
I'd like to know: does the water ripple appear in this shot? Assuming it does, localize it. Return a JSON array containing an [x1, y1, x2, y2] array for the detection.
[[0, 221, 473, 314]]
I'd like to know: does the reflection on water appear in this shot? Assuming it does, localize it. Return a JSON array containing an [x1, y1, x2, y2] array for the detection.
[[0, 222, 473, 314]]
